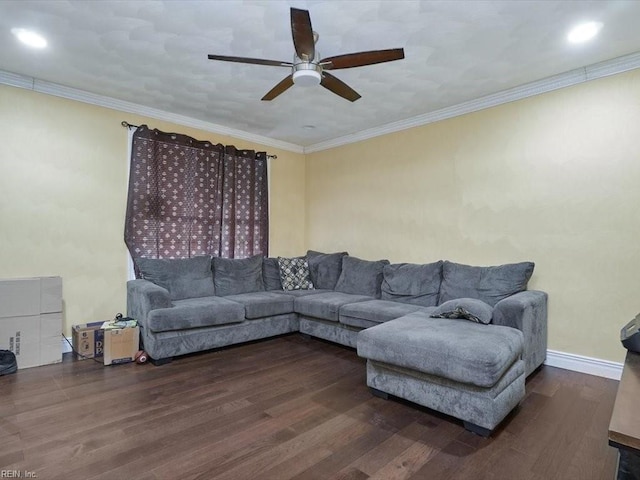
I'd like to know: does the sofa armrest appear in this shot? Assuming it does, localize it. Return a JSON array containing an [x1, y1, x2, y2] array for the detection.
[[493, 290, 548, 377], [127, 279, 172, 327]]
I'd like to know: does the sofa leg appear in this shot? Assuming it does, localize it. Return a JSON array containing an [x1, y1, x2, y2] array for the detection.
[[370, 387, 389, 400], [463, 421, 492, 437], [149, 356, 173, 366]]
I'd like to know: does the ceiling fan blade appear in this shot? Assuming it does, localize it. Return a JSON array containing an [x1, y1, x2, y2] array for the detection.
[[321, 48, 405, 70], [290, 8, 315, 61], [261, 75, 295, 101], [208, 54, 292, 68], [320, 72, 361, 102]]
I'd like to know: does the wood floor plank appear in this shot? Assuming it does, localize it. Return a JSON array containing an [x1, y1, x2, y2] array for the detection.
[[367, 438, 440, 480], [347, 421, 429, 476], [289, 423, 395, 479], [0, 334, 620, 480], [405, 438, 477, 480], [159, 402, 332, 475], [204, 401, 379, 480]]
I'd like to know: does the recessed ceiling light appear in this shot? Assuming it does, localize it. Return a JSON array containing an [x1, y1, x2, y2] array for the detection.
[[11, 28, 47, 48], [567, 22, 603, 44]]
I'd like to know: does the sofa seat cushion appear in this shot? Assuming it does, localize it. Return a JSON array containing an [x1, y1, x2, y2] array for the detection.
[[357, 312, 524, 388], [294, 292, 373, 322], [223, 291, 294, 319], [340, 300, 435, 329], [147, 296, 245, 333]]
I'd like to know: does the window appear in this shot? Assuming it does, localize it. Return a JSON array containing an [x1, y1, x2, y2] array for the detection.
[[124, 125, 268, 274]]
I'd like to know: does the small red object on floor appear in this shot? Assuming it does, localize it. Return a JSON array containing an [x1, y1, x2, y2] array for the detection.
[[134, 350, 148, 364]]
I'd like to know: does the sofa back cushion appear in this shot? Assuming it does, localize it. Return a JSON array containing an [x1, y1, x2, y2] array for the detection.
[[136, 255, 215, 301], [438, 260, 534, 307], [262, 257, 283, 290], [213, 255, 265, 296], [335, 256, 390, 298], [381, 261, 442, 307], [306, 250, 348, 290]]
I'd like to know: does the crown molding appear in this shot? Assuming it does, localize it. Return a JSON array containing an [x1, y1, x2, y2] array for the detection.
[[3, 50, 640, 156], [303, 51, 640, 154], [0, 70, 35, 89], [0, 70, 304, 154]]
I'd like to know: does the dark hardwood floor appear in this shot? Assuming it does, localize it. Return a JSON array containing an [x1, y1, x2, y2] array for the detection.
[[0, 334, 619, 480]]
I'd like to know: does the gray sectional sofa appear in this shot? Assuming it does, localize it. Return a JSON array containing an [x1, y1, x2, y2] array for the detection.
[[127, 250, 547, 435]]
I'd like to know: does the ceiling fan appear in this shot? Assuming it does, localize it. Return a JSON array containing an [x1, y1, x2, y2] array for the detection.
[[207, 7, 405, 102]]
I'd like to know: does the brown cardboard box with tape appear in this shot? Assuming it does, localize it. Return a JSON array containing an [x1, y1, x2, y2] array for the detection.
[[72, 322, 104, 360], [103, 326, 140, 365]]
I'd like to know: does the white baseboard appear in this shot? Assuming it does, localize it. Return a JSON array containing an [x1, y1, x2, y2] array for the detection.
[[58, 336, 622, 379], [545, 349, 623, 380]]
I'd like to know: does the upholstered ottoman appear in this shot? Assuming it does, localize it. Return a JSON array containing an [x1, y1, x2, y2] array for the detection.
[[357, 312, 525, 436]]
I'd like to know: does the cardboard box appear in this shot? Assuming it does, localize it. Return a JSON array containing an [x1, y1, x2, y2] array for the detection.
[[40, 277, 63, 313], [0, 276, 63, 369], [41, 335, 62, 366], [0, 276, 62, 318], [72, 322, 105, 360], [0, 278, 41, 318], [0, 313, 63, 369], [4, 316, 40, 369], [40, 312, 62, 367], [103, 326, 139, 365]]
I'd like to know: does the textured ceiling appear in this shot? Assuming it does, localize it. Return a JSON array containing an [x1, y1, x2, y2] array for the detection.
[[2, 1, 640, 149]]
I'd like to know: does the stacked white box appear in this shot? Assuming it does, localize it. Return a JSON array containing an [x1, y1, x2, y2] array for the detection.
[[0, 276, 63, 369]]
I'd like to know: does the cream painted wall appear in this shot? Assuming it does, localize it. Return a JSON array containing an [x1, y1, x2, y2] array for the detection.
[[305, 69, 640, 364], [0, 85, 305, 335], [2, 69, 639, 363]]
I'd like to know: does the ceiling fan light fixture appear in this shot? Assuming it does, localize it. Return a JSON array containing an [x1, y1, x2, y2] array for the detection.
[[292, 69, 321, 87]]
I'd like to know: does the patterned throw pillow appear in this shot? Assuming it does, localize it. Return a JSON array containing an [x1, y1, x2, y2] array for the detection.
[[277, 256, 314, 291], [430, 298, 494, 325]]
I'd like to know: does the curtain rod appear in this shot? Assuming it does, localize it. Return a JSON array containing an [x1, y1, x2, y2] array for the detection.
[[121, 121, 277, 160]]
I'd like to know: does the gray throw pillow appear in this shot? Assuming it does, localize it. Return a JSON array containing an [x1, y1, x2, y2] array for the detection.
[[334, 256, 390, 298], [213, 255, 265, 296], [262, 257, 283, 290], [278, 256, 314, 291], [431, 298, 494, 325], [136, 256, 215, 301], [381, 261, 443, 307], [306, 250, 348, 290], [438, 261, 535, 307]]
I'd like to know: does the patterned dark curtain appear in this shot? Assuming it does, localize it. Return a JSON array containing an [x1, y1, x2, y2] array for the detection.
[[124, 125, 268, 272]]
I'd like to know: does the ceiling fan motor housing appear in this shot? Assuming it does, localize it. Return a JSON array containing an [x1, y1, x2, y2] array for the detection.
[[292, 54, 322, 87]]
